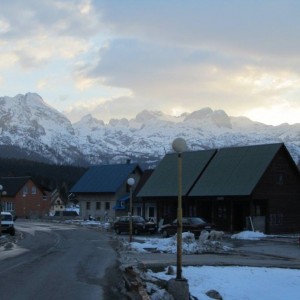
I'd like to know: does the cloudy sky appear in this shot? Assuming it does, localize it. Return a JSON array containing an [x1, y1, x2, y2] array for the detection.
[[1, 0, 300, 125]]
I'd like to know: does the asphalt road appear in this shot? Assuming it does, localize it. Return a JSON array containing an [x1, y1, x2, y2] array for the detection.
[[0, 221, 125, 300]]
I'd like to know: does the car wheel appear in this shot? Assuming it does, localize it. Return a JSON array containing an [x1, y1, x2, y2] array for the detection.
[[162, 229, 169, 238]]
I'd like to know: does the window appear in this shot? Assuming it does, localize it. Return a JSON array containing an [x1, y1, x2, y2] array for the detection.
[[96, 202, 101, 210], [31, 186, 37, 194], [148, 207, 154, 218], [255, 205, 261, 216], [23, 186, 28, 196], [276, 173, 284, 185], [218, 205, 227, 220], [86, 202, 91, 210], [105, 202, 110, 210], [137, 207, 142, 216], [4, 202, 13, 211], [270, 213, 283, 225]]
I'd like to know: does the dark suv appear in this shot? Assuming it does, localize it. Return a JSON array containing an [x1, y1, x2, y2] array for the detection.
[[114, 216, 157, 235]]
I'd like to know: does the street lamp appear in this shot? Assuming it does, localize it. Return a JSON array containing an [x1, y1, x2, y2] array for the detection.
[[127, 177, 135, 243], [172, 137, 187, 280]]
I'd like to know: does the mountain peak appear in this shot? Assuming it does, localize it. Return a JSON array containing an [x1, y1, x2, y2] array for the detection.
[[75, 114, 104, 127], [135, 110, 164, 123], [0, 93, 299, 167], [183, 107, 232, 128], [184, 107, 214, 121]]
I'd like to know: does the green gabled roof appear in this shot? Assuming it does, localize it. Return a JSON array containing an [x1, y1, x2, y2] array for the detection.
[[189, 143, 284, 197], [137, 150, 216, 197]]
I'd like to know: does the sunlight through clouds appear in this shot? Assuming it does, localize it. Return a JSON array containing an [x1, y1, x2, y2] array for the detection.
[[0, 1, 300, 125], [246, 102, 300, 125]]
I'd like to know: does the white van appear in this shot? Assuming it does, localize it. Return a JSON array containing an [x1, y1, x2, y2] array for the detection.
[[1, 212, 16, 236]]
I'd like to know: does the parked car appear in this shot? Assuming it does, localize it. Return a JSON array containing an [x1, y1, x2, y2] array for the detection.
[[159, 217, 215, 238], [0, 211, 16, 236], [114, 216, 157, 235]]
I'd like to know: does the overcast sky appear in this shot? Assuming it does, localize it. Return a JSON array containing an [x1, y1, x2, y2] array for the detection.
[[1, 0, 300, 125]]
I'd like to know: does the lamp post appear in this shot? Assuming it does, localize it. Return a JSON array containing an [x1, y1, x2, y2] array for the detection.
[[172, 137, 187, 280], [127, 177, 135, 243]]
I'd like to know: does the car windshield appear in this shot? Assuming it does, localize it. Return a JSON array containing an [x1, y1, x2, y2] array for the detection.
[[172, 217, 206, 225], [132, 216, 145, 223], [189, 217, 206, 224], [1, 214, 12, 221]]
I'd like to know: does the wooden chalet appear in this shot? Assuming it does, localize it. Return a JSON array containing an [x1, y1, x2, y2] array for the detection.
[[137, 143, 300, 234], [137, 150, 216, 224], [132, 169, 155, 221]]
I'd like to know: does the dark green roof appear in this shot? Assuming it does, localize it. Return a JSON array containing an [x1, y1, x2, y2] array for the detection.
[[137, 150, 216, 197], [70, 163, 140, 193], [189, 143, 283, 196]]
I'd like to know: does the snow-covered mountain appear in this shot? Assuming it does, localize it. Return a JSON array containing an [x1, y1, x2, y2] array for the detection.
[[0, 93, 300, 167]]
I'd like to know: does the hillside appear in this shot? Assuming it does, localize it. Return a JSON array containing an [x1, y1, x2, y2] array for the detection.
[[0, 157, 87, 193]]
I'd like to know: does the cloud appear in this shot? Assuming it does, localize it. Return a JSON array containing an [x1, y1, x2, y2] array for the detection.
[[0, 0, 99, 39], [1, 1, 300, 126], [0, 17, 10, 34], [65, 1, 299, 125], [64, 96, 144, 123], [0, 0, 99, 69], [76, 37, 300, 117], [95, 0, 300, 58]]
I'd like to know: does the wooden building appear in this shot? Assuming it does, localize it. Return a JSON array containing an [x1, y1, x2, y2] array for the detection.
[[138, 143, 300, 234], [137, 150, 216, 223]]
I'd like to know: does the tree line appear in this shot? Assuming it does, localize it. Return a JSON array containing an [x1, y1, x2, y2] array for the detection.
[[0, 157, 87, 197]]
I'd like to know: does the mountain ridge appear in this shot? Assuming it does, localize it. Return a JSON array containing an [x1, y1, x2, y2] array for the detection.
[[0, 93, 299, 167]]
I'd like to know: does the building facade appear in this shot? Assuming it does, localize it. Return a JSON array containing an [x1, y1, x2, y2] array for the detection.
[[138, 143, 300, 234], [0, 177, 51, 218]]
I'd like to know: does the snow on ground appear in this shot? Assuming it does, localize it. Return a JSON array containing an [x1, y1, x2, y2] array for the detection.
[[130, 232, 232, 254], [148, 265, 300, 300], [125, 231, 300, 300], [128, 230, 273, 254], [62, 219, 111, 230], [231, 230, 267, 240], [59, 222, 299, 299]]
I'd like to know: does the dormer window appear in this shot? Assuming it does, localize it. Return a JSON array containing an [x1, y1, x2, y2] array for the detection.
[[23, 186, 28, 196], [32, 186, 37, 194], [276, 173, 284, 185]]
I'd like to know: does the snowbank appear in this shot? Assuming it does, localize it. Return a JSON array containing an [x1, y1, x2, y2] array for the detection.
[[231, 230, 266, 240], [129, 232, 232, 254]]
